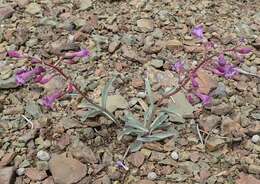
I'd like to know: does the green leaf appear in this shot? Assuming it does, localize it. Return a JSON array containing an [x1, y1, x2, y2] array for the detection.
[[145, 78, 154, 105], [80, 109, 101, 121], [144, 104, 154, 128], [163, 87, 177, 97], [129, 140, 143, 152], [125, 112, 149, 133], [137, 131, 175, 142], [149, 112, 169, 132], [101, 76, 116, 108], [117, 128, 146, 141]]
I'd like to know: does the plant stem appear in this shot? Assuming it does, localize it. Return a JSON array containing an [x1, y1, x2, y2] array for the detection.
[[42, 61, 120, 125]]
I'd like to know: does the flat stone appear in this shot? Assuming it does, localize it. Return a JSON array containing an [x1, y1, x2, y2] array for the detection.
[[49, 154, 87, 184], [211, 103, 233, 115], [0, 76, 18, 89], [79, 0, 93, 10], [206, 137, 225, 152], [150, 59, 164, 68], [165, 39, 182, 50], [0, 167, 15, 184], [0, 5, 14, 20], [25, 3, 42, 15], [25, 168, 47, 181], [127, 152, 145, 167], [149, 151, 166, 161], [198, 115, 221, 132], [248, 164, 260, 175], [137, 19, 154, 32]]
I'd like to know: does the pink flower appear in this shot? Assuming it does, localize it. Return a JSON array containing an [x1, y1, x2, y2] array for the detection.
[[195, 93, 212, 106], [15, 66, 46, 86], [15, 70, 35, 85], [7, 50, 23, 58], [41, 91, 63, 109], [34, 74, 55, 84], [191, 76, 199, 88], [236, 47, 252, 54], [64, 49, 90, 58], [172, 60, 184, 73], [191, 25, 204, 39], [215, 64, 238, 79]]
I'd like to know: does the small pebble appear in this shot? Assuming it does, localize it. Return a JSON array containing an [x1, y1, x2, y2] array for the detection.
[[252, 135, 260, 143], [171, 151, 179, 160], [16, 167, 25, 176], [37, 150, 50, 161], [147, 171, 157, 180]]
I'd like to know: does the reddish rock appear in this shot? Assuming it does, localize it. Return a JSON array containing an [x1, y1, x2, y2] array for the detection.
[[49, 154, 87, 184], [0, 167, 15, 184], [127, 152, 145, 167], [25, 168, 47, 181], [0, 5, 14, 20], [132, 77, 144, 88]]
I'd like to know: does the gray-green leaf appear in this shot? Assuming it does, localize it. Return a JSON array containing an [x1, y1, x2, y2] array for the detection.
[[129, 140, 143, 152], [149, 112, 169, 132], [101, 75, 116, 108], [137, 131, 175, 142], [125, 112, 149, 133]]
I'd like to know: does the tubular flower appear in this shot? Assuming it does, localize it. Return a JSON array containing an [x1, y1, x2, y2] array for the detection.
[[41, 91, 63, 109], [64, 49, 90, 58], [236, 47, 252, 54], [217, 54, 227, 66], [172, 60, 184, 73], [195, 93, 212, 106], [7, 50, 23, 58], [15, 70, 35, 86]]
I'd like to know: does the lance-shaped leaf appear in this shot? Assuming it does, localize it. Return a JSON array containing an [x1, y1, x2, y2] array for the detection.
[[81, 109, 101, 121], [101, 75, 116, 108], [144, 103, 155, 128], [117, 128, 146, 141], [125, 112, 149, 133], [137, 131, 175, 142], [149, 112, 169, 132], [129, 140, 143, 152], [145, 78, 154, 105]]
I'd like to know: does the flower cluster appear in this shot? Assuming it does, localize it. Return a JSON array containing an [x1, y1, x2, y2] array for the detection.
[[170, 25, 252, 106], [8, 49, 90, 109]]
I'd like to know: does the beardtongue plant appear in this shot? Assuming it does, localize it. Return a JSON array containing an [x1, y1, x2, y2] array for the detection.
[[7, 25, 252, 156]]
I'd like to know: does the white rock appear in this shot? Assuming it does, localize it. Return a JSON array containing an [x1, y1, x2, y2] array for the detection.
[[37, 150, 50, 161], [252, 135, 260, 143], [171, 151, 179, 160], [16, 168, 25, 176], [147, 171, 157, 180]]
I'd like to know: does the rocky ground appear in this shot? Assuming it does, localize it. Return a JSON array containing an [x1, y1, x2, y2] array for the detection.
[[0, 0, 260, 184]]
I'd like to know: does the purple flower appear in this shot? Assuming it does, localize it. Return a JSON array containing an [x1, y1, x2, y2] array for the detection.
[[7, 50, 23, 58], [195, 93, 212, 106], [191, 76, 199, 88], [32, 66, 46, 75], [236, 47, 252, 54], [191, 25, 204, 39], [41, 91, 63, 109], [217, 54, 227, 66], [15, 66, 46, 86], [34, 74, 55, 84], [172, 60, 184, 73], [215, 64, 238, 79], [115, 161, 129, 170], [15, 70, 35, 85], [64, 49, 90, 58], [66, 83, 75, 93]]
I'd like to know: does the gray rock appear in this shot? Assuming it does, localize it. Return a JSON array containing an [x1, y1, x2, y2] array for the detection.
[[79, 0, 93, 11], [25, 101, 42, 118], [211, 103, 232, 115], [0, 76, 18, 89], [252, 135, 260, 144], [25, 3, 42, 15], [147, 172, 157, 180], [0, 166, 15, 184], [0, 5, 14, 20], [18, 129, 37, 143], [16, 167, 25, 176], [137, 19, 154, 32], [121, 34, 137, 46], [150, 59, 164, 68], [37, 150, 50, 161]]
